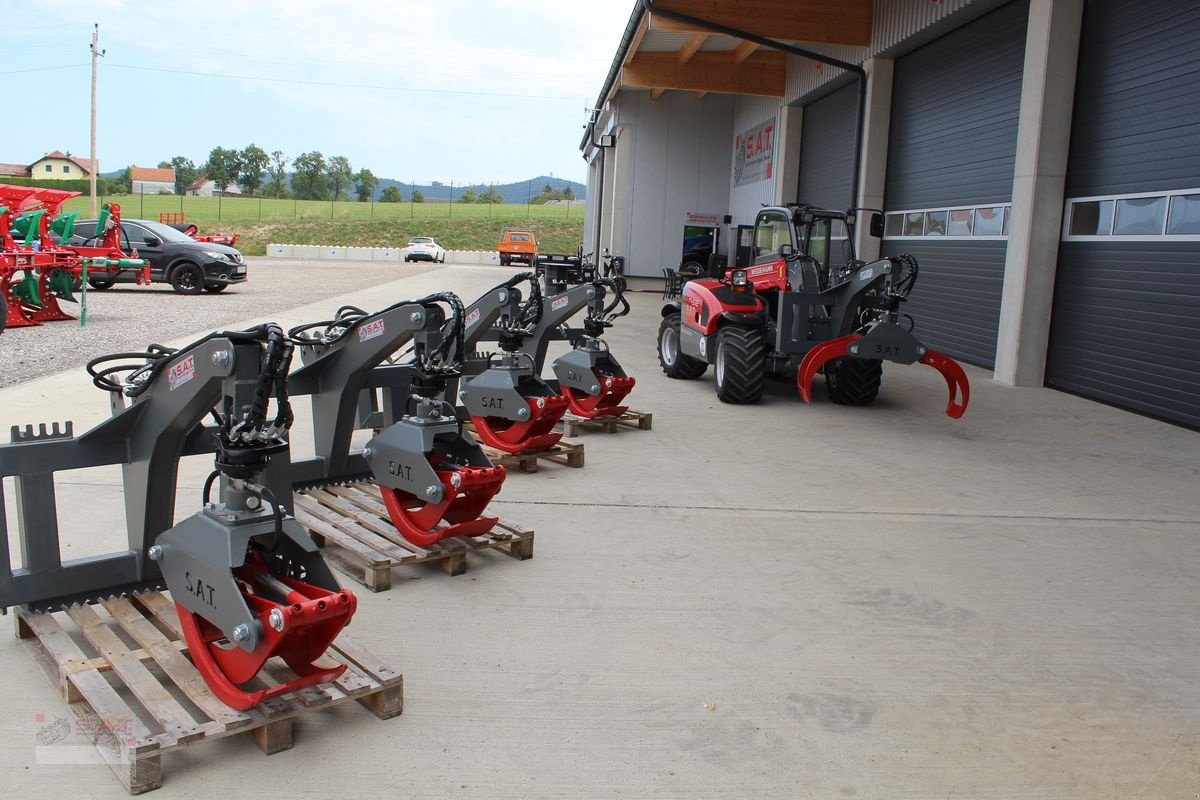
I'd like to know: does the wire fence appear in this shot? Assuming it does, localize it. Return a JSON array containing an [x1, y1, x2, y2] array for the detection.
[[61, 187, 585, 226]]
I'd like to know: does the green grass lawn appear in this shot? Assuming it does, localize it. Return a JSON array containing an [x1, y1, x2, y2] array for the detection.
[[61, 194, 585, 255]]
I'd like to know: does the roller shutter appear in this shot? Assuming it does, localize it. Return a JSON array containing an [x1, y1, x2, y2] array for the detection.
[[1045, 0, 1200, 428], [880, 0, 1028, 368], [795, 83, 857, 211]]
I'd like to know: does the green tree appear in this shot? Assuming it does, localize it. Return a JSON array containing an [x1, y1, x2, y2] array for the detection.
[[204, 146, 241, 193], [354, 168, 378, 202], [459, 186, 478, 203], [479, 185, 504, 204], [239, 144, 270, 196], [169, 156, 198, 194], [267, 150, 288, 198], [116, 166, 132, 193], [326, 155, 353, 200], [379, 185, 402, 203], [157, 160, 171, 169], [291, 151, 328, 200], [542, 183, 554, 194], [411, 189, 425, 203], [563, 186, 575, 200]]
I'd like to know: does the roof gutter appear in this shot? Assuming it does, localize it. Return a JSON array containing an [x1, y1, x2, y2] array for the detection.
[[636, 0, 869, 210], [580, 4, 646, 155]]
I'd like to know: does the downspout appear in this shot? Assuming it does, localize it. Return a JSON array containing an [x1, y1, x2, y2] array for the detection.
[[592, 143, 606, 259], [638, 0, 868, 211]]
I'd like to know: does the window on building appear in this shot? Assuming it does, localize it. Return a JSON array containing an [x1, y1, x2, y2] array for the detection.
[[924, 211, 948, 236], [63, 165, 70, 174], [44, 164, 52, 173], [1167, 194, 1200, 235], [974, 206, 1006, 236], [948, 209, 973, 236], [1113, 196, 1167, 236], [902, 212, 924, 237], [885, 214, 905, 238]]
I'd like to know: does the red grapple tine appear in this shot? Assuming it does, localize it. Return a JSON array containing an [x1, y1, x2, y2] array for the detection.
[[379, 464, 506, 547], [919, 349, 970, 419], [564, 376, 636, 418], [174, 566, 357, 710], [796, 334, 862, 403], [470, 394, 568, 454]]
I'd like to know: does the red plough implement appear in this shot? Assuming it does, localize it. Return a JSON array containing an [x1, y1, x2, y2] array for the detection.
[[563, 373, 636, 419]]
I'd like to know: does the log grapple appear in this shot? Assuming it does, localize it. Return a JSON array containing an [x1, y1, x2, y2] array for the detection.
[[480, 274, 634, 420], [457, 273, 571, 453], [658, 204, 970, 417], [0, 324, 356, 709], [288, 293, 506, 546]]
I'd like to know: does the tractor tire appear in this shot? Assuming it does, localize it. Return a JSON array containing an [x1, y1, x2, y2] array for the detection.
[[204, 284, 227, 293], [714, 326, 766, 404], [170, 263, 203, 295], [88, 276, 114, 290], [824, 357, 883, 406], [658, 314, 707, 379]]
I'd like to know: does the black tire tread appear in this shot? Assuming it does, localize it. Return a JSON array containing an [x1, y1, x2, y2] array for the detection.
[[657, 314, 707, 379], [825, 358, 882, 406], [715, 326, 766, 404]]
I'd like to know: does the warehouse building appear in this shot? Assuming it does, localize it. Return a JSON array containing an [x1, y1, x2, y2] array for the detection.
[[581, 0, 1200, 428]]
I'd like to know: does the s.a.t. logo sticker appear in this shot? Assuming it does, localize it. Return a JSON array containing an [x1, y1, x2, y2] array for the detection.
[[168, 354, 195, 391], [359, 319, 386, 342]]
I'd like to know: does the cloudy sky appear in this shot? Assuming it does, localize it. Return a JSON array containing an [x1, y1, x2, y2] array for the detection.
[[5, 0, 634, 184]]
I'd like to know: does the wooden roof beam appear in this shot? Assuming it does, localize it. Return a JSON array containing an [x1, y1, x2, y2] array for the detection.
[[732, 40, 757, 64], [649, 87, 666, 101], [649, 0, 872, 48], [623, 50, 786, 97], [678, 32, 707, 65]]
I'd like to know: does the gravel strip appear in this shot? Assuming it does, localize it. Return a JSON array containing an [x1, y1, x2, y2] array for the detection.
[[0, 258, 441, 389]]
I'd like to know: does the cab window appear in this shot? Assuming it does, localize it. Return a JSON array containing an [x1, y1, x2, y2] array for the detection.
[[753, 212, 791, 262]]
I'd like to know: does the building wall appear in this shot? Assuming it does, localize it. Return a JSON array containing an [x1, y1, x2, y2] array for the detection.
[[30, 157, 86, 180], [728, 95, 781, 233], [132, 180, 175, 195], [615, 91, 734, 277]]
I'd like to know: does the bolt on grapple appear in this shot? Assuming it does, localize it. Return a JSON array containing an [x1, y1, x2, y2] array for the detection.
[[0, 323, 356, 710]]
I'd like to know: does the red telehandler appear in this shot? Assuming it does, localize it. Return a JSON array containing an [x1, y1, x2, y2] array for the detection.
[[657, 204, 969, 418]]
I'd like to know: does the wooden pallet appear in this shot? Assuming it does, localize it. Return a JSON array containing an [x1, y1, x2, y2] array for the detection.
[[295, 480, 534, 591], [16, 592, 403, 794], [479, 439, 585, 473], [560, 409, 653, 436], [461, 421, 585, 473]]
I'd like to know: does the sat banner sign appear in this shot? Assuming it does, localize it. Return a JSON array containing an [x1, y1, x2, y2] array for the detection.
[[734, 117, 775, 187]]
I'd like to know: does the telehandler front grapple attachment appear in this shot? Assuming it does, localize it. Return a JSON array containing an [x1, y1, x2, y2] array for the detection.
[[796, 323, 970, 419], [0, 323, 359, 710], [462, 352, 568, 453], [553, 339, 635, 419], [287, 293, 507, 547]]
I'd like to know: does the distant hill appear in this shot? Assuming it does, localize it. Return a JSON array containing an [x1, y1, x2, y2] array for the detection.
[[373, 175, 584, 203], [102, 168, 585, 204]]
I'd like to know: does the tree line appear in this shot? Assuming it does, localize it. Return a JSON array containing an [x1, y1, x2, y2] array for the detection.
[[150, 146, 403, 202]]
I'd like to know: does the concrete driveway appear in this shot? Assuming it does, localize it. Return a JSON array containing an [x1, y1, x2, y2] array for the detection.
[[1, 262, 1197, 798]]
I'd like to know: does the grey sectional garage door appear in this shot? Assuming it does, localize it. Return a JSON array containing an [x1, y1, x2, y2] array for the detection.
[[796, 82, 857, 211], [1045, 0, 1200, 428], [880, 0, 1028, 368]]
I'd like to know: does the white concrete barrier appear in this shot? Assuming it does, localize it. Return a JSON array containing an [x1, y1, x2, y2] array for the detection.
[[266, 245, 506, 265]]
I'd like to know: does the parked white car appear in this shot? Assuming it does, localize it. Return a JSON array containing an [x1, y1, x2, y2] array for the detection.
[[403, 237, 446, 263]]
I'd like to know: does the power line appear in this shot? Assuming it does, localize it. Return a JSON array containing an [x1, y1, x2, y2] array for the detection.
[[104, 63, 588, 101], [0, 64, 88, 76]]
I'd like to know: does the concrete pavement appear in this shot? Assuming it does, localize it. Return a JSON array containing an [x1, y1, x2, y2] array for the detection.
[[1, 262, 1197, 798]]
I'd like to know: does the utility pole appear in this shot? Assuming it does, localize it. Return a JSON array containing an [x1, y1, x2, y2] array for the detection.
[[89, 24, 104, 216]]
